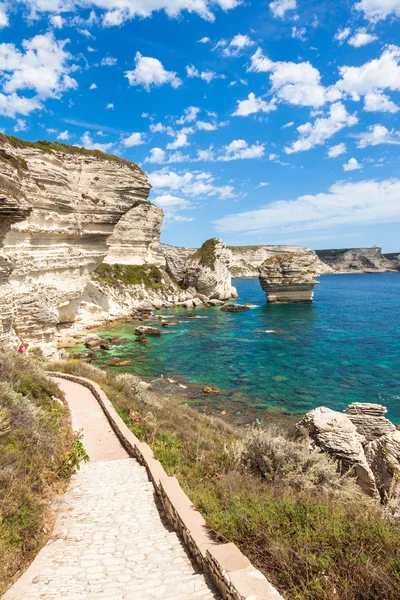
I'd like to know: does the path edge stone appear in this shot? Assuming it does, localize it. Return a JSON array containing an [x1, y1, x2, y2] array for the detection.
[[49, 371, 285, 600]]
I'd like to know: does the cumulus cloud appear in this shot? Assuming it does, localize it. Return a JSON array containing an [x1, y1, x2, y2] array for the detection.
[[100, 56, 117, 66], [149, 168, 235, 199], [334, 27, 351, 43], [218, 139, 265, 160], [363, 91, 399, 112], [348, 29, 378, 47], [292, 26, 306, 41], [167, 132, 190, 150], [57, 129, 70, 140], [122, 132, 145, 147], [285, 102, 358, 154], [355, 124, 400, 147], [126, 52, 181, 91], [186, 65, 224, 83], [145, 147, 166, 163], [50, 15, 63, 28], [81, 131, 114, 152], [198, 36, 211, 43], [343, 157, 362, 171], [89, 82, 97, 89], [216, 34, 255, 56], [328, 142, 347, 157], [269, 0, 297, 19], [0, 93, 41, 118], [249, 48, 338, 108], [233, 92, 277, 116], [151, 193, 193, 209], [21, 0, 241, 25], [177, 106, 200, 124], [0, 4, 8, 28], [354, 0, 400, 22], [213, 179, 400, 234]]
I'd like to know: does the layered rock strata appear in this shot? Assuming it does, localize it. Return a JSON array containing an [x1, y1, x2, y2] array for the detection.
[[259, 252, 319, 303], [316, 247, 397, 273], [230, 245, 332, 278], [298, 403, 400, 512], [0, 135, 150, 355]]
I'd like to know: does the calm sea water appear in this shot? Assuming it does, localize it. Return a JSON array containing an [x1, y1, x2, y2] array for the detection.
[[94, 274, 400, 424]]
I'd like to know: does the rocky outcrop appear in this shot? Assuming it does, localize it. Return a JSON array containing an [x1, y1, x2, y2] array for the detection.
[[298, 403, 400, 511], [105, 201, 165, 266], [316, 247, 397, 273], [259, 252, 319, 303], [383, 253, 400, 271], [183, 239, 236, 300], [0, 135, 150, 355], [230, 245, 332, 278], [161, 244, 196, 286]]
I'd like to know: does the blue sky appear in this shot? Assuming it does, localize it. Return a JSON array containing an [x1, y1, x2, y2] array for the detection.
[[1, 0, 399, 251]]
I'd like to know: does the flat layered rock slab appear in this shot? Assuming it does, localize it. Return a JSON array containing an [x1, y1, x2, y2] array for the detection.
[[4, 379, 218, 600]]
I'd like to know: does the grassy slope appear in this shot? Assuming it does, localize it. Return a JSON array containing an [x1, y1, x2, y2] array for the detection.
[[94, 263, 165, 289], [0, 353, 83, 594], [47, 360, 400, 600]]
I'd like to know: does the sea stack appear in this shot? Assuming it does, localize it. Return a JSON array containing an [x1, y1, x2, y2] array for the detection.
[[258, 252, 319, 303]]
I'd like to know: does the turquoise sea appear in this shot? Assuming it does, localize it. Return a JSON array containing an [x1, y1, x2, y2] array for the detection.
[[93, 274, 400, 424]]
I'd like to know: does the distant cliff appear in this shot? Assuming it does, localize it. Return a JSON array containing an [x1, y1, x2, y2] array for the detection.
[[383, 253, 400, 271], [316, 248, 397, 273]]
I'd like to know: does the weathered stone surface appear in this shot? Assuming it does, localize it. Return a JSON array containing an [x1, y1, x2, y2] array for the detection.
[[134, 326, 161, 337], [183, 239, 234, 300], [316, 247, 397, 273], [0, 136, 150, 355], [344, 403, 396, 441], [297, 407, 378, 497], [230, 245, 332, 278], [259, 252, 319, 304], [85, 333, 109, 349], [365, 431, 400, 508], [162, 244, 196, 286], [220, 304, 250, 313]]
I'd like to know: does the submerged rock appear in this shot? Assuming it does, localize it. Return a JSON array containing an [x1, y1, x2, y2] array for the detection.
[[259, 253, 319, 304], [220, 304, 250, 312], [203, 386, 223, 394], [85, 334, 109, 349], [108, 358, 132, 367], [134, 326, 161, 337], [134, 333, 151, 346]]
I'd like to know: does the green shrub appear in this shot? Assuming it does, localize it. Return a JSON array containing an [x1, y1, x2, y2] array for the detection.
[[94, 263, 165, 289]]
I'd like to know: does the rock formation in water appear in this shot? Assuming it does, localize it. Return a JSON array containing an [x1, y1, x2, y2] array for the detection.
[[383, 252, 400, 271], [316, 247, 397, 273], [297, 403, 400, 513], [258, 252, 319, 303], [183, 238, 237, 300], [0, 135, 151, 355], [230, 245, 332, 278]]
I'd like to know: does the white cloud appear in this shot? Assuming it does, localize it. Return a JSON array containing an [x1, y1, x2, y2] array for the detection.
[[186, 65, 224, 83], [196, 121, 217, 131], [123, 132, 145, 147], [217, 34, 255, 57], [334, 27, 351, 43], [126, 52, 181, 91], [328, 142, 347, 157], [167, 132, 190, 150], [0, 92, 41, 118], [364, 91, 399, 112], [22, 0, 241, 25], [81, 131, 113, 152], [14, 118, 27, 132], [233, 92, 277, 116], [0, 32, 77, 100], [101, 56, 117, 66], [50, 14, 63, 28], [269, 0, 297, 19], [198, 36, 210, 43], [249, 48, 338, 108], [343, 157, 362, 171], [354, 0, 400, 22], [348, 29, 378, 47], [218, 139, 265, 160], [213, 179, 400, 234], [355, 124, 400, 147], [258, 181, 269, 187], [145, 147, 166, 163], [57, 129, 70, 140], [0, 4, 8, 28], [106, 102, 114, 109], [177, 106, 200, 124], [334, 45, 400, 100], [285, 102, 358, 153], [282, 121, 294, 128], [89, 82, 97, 89], [152, 194, 193, 209], [292, 26, 306, 41], [149, 168, 235, 199]]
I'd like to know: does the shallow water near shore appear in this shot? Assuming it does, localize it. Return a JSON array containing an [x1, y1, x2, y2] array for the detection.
[[92, 273, 400, 424]]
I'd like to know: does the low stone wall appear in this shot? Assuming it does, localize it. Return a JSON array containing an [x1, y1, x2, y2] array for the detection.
[[49, 371, 284, 600]]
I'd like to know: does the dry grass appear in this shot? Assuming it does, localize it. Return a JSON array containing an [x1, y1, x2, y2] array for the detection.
[[47, 359, 400, 600], [0, 352, 79, 594]]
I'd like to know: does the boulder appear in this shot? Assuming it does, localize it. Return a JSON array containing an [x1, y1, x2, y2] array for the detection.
[[364, 431, 400, 507], [85, 333, 108, 349], [203, 386, 223, 394], [208, 299, 225, 307], [192, 297, 204, 307], [196, 293, 210, 304], [134, 333, 151, 346], [134, 326, 161, 337], [297, 407, 378, 497], [220, 304, 250, 313], [108, 358, 132, 367], [344, 403, 396, 441], [259, 252, 319, 304]]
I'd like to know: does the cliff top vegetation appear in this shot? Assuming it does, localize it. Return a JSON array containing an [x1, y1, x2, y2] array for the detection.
[[0, 134, 144, 174], [190, 238, 220, 270], [94, 263, 165, 289]]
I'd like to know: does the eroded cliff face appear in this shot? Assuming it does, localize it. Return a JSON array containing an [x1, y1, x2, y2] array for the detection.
[[229, 245, 332, 278], [316, 247, 397, 273], [259, 252, 319, 303], [183, 239, 236, 300], [0, 136, 151, 355]]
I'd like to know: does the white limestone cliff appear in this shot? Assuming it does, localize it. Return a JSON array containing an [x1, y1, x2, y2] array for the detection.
[[316, 247, 397, 273], [259, 252, 320, 303], [183, 238, 236, 300]]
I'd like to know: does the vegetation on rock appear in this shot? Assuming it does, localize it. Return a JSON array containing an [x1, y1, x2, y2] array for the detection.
[[0, 352, 80, 594], [47, 359, 400, 600], [190, 238, 220, 270], [94, 264, 165, 289]]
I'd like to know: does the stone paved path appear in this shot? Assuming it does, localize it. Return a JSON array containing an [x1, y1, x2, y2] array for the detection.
[[3, 378, 219, 600]]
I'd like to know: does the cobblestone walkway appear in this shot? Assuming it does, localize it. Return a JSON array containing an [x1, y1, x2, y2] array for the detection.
[[3, 378, 218, 600]]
